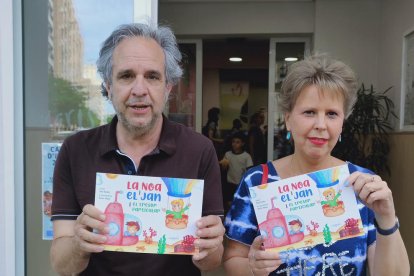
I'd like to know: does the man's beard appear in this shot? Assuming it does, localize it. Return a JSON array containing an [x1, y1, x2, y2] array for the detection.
[[110, 91, 169, 137], [115, 108, 161, 138]]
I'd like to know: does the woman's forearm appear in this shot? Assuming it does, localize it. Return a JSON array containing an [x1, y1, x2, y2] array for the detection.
[[372, 231, 410, 275]]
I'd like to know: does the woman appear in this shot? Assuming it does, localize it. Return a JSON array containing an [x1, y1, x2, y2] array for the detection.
[[203, 107, 224, 157], [248, 111, 266, 166], [223, 54, 410, 275]]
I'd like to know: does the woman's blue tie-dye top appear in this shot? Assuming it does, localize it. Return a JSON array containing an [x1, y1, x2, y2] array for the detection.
[[225, 161, 376, 276]]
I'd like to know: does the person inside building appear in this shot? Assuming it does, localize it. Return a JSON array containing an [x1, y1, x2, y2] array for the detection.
[[202, 107, 224, 158], [223, 118, 244, 153], [223, 54, 410, 275], [50, 22, 224, 276], [219, 131, 252, 212], [248, 111, 266, 166]]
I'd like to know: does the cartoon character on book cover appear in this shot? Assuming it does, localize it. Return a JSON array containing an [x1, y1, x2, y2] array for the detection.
[[249, 165, 364, 253], [95, 173, 203, 255]]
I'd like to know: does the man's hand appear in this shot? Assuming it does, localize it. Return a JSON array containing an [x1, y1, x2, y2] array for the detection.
[[73, 204, 109, 255], [50, 204, 109, 275], [192, 215, 225, 262]]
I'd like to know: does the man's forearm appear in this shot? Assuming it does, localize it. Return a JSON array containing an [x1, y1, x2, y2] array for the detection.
[[50, 236, 90, 275]]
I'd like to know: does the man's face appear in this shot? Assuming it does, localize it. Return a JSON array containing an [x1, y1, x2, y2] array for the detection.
[[106, 37, 172, 136]]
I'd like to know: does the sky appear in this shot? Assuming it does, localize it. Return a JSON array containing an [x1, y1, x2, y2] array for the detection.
[[72, 0, 134, 114], [73, 0, 134, 64]]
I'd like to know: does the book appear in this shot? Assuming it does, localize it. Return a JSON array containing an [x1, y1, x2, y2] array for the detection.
[[249, 164, 364, 253], [94, 173, 204, 255], [41, 142, 62, 240]]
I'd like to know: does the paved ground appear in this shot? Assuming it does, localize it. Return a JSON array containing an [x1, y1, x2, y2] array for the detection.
[[202, 265, 226, 276]]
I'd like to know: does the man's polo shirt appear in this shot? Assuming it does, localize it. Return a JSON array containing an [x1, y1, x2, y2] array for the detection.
[[51, 115, 223, 276]]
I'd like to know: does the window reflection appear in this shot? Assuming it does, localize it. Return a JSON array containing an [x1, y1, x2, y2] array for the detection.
[[48, 0, 133, 139], [167, 43, 197, 129]]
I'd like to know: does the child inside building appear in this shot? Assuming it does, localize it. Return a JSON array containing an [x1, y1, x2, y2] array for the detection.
[[219, 131, 253, 211]]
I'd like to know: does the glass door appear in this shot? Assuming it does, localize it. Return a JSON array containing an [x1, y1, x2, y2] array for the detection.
[[267, 37, 312, 160], [167, 40, 203, 132], [24, 0, 135, 275]]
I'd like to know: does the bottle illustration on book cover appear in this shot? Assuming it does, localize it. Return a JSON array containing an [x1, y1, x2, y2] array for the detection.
[[103, 190, 139, 246], [258, 197, 305, 249]]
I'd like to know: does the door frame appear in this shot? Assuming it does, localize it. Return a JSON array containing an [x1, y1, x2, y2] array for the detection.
[[267, 37, 312, 160], [177, 39, 203, 133]]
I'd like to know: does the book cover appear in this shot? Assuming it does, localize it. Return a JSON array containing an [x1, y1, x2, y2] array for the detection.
[[41, 142, 61, 240], [94, 173, 204, 255], [249, 164, 364, 253]]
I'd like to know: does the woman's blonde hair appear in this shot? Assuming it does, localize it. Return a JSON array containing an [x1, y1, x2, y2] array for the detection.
[[279, 54, 358, 118]]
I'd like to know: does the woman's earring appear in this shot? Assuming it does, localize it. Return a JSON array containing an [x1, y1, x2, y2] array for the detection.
[[286, 131, 291, 140], [338, 134, 342, 142]]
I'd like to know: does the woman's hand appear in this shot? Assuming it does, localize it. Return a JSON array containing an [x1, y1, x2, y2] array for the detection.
[[248, 236, 283, 276], [347, 172, 396, 226]]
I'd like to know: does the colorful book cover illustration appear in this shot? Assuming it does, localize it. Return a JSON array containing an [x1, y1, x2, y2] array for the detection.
[[94, 173, 204, 255], [249, 164, 364, 253]]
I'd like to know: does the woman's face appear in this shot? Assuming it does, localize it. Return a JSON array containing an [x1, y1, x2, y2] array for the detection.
[[285, 85, 345, 161]]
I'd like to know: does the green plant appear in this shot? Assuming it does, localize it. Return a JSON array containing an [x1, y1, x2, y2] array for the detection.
[[323, 224, 332, 244], [332, 84, 397, 175], [157, 234, 166, 254]]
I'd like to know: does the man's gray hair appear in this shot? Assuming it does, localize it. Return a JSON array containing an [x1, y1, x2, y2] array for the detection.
[[279, 54, 358, 118], [96, 22, 183, 97]]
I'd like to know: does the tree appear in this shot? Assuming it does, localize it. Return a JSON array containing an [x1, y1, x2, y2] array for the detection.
[[48, 75, 100, 129]]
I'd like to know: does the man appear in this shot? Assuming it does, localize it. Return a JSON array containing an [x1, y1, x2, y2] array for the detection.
[[50, 23, 224, 276]]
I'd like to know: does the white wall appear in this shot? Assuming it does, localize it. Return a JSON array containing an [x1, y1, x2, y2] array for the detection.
[[159, 1, 314, 35], [314, 0, 380, 87], [378, 0, 414, 124]]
